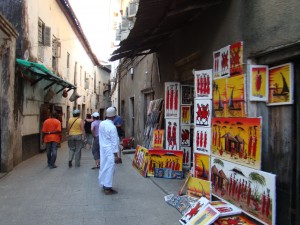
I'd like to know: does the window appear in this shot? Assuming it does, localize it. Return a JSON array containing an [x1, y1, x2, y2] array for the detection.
[[38, 18, 51, 62], [80, 66, 82, 86], [52, 35, 59, 73], [74, 62, 77, 86], [66, 52, 70, 80], [84, 72, 89, 89]]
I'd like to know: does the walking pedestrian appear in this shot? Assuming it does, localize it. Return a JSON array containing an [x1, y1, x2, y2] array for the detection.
[[67, 109, 86, 167], [42, 111, 62, 169], [91, 112, 101, 169], [98, 107, 122, 195], [84, 113, 93, 150], [113, 107, 124, 161]]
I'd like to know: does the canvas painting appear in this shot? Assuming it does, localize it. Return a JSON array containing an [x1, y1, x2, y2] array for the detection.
[[182, 146, 192, 169], [226, 74, 246, 117], [179, 197, 210, 225], [181, 85, 194, 105], [132, 145, 149, 177], [186, 176, 211, 200], [147, 149, 183, 177], [249, 65, 269, 102], [212, 77, 227, 117], [268, 63, 294, 106], [165, 82, 181, 118], [194, 153, 210, 181], [152, 129, 164, 149], [194, 69, 212, 99], [212, 117, 262, 170], [194, 127, 211, 155], [220, 45, 230, 78], [194, 99, 212, 127], [165, 118, 180, 150], [181, 125, 191, 147], [211, 156, 276, 225], [181, 106, 191, 125], [213, 50, 222, 79], [187, 204, 220, 225], [213, 215, 259, 225], [210, 200, 242, 217], [230, 41, 244, 76], [164, 194, 199, 215]]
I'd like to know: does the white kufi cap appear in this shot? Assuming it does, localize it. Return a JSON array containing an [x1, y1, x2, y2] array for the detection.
[[106, 107, 116, 117]]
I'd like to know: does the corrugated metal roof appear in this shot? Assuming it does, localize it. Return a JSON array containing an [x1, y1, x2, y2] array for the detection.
[[110, 0, 224, 61]]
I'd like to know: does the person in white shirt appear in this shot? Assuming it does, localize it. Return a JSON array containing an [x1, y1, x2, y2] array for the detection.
[[98, 107, 121, 195]]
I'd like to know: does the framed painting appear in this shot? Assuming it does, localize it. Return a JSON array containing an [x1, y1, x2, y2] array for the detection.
[[181, 85, 193, 105], [186, 176, 211, 200], [194, 127, 211, 155], [181, 106, 191, 125], [211, 156, 276, 225], [194, 153, 210, 181], [187, 204, 220, 225], [230, 41, 244, 76], [213, 49, 222, 79], [194, 99, 212, 127], [165, 118, 180, 150], [226, 74, 246, 117], [132, 145, 149, 177], [220, 45, 230, 78], [165, 82, 181, 118], [268, 63, 294, 106], [249, 65, 268, 102], [147, 149, 183, 177], [211, 117, 262, 170], [210, 200, 242, 217], [212, 77, 227, 117], [194, 69, 212, 99]]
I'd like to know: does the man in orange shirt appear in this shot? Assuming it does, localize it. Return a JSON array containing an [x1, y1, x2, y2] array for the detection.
[[42, 111, 62, 169]]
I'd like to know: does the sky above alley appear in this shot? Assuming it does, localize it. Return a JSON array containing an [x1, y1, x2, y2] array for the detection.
[[68, 0, 120, 63]]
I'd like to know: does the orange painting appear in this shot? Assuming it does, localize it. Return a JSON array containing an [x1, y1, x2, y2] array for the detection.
[[152, 129, 164, 149], [194, 153, 210, 181], [268, 63, 293, 105], [250, 65, 268, 102], [230, 41, 243, 76], [132, 145, 149, 177], [186, 177, 211, 200], [211, 117, 262, 170], [213, 78, 227, 117]]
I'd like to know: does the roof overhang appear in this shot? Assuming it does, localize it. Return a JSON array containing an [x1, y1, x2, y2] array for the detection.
[[16, 58, 76, 93], [110, 0, 224, 61]]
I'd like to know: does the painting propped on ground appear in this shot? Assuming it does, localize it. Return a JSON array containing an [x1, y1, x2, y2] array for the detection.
[[194, 69, 213, 99], [213, 214, 260, 225], [194, 153, 210, 181], [226, 74, 246, 117], [132, 145, 149, 177], [213, 77, 227, 117], [186, 176, 211, 200], [210, 200, 242, 217], [211, 156, 276, 225], [147, 149, 183, 177], [249, 65, 268, 102], [165, 82, 181, 118], [194, 127, 211, 154], [268, 63, 294, 106], [188, 204, 220, 225], [212, 117, 262, 170]]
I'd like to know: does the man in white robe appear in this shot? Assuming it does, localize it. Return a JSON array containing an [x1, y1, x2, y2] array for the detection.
[[98, 107, 121, 195]]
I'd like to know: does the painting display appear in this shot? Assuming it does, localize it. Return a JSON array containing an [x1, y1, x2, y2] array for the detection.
[[194, 69, 212, 99], [181, 106, 191, 125], [147, 149, 183, 177], [210, 200, 242, 217], [132, 145, 149, 177], [152, 129, 164, 149], [194, 153, 210, 181], [165, 118, 180, 150], [226, 74, 246, 117], [194, 127, 211, 154], [211, 117, 262, 170], [187, 204, 220, 225], [211, 156, 276, 225], [182, 146, 192, 169], [194, 99, 212, 127], [268, 63, 294, 106], [249, 65, 268, 102], [179, 197, 210, 225], [181, 85, 194, 105], [186, 176, 211, 200], [230, 41, 243, 76], [165, 82, 180, 118]]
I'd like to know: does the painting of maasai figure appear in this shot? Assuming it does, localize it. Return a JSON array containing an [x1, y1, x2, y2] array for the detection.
[[165, 82, 180, 118], [194, 69, 212, 99], [249, 65, 268, 102], [165, 118, 180, 150], [194, 99, 212, 127], [194, 127, 211, 155]]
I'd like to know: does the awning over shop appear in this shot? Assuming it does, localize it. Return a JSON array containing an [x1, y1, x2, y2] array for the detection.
[[16, 58, 76, 93], [109, 0, 224, 61]]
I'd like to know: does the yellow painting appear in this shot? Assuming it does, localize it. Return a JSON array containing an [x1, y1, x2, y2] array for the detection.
[[132, 145, 149, 177], [152, 129, 164, 149], [213, 78, 227, 117], [186, 177, 211, 200], [268, 63, 293, 105]]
